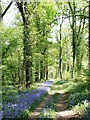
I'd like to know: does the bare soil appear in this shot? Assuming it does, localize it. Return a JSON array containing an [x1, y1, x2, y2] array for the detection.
[[28, 84, 80, 120]]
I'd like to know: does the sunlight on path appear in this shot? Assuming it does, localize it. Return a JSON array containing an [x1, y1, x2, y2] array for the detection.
[[56, 110, 79, 119], [55, 85, 80, 120], [28, 94, 53, 120], [29, 81, 80, 120], [29, 80, 56, 119]]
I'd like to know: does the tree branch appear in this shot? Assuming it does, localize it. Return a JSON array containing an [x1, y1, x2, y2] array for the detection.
[[2, 2, 13, 17], [16, 2, 25, 23], [68, 1, 73, 14]]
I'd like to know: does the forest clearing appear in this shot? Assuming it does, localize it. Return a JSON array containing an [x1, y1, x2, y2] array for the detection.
[[0, 0, 90, 119]]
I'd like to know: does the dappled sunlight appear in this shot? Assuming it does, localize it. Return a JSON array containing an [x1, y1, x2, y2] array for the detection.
[[29, 94, 53, 119], [56, 110, 79, 119], [1, 0, 89, 119]]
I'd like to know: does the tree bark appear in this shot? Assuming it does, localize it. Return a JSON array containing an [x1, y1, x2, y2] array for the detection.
[[89, 1, 90, 76], [45, 57, 48, 80], [40, 60, 44, 80], [35, 60, 39, 82], [58, 24, 62, 79], [68, 1, 76, 78], [24, 24, 32, 87], [40, 48, 47, 80], [17, 2, 32, 87]]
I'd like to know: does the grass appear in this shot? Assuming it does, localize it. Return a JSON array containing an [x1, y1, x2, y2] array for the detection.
[[61, 78, 90, 120], [21, 92, 48, 120], [2, 79, 47, 102], [2, 79, 46, 95], [2, 92, 48, 120], [37, 93, 60, 120], [2, 80, 52, 119], [2, 78, 90, 119], [50, 78, 90, 120]]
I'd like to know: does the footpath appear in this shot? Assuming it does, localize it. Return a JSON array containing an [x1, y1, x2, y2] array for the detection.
[[28, 80, 80, 120]]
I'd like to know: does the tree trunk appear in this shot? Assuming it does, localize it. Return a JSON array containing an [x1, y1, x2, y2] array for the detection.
[[72, 24, 76, 79], [23, 17, 32, 87], [46, 60, 48, 80], [58, 24, 62, 79], [40, 60, 44, 80], [17, 2, 32, 87], [40, 48, 47, 80], [89, 1, 90, 77], [71, 2, 76, 78], [68, 1, 76, 79], [35, 60, 39, 82]]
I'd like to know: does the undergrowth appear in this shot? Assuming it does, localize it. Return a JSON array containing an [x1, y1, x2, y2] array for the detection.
[[37, 93, 60, 120], [61, 78, 90, 120], [21, 92, 48, 120]]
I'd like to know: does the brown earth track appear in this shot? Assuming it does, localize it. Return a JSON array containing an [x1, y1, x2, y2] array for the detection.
[[55, 86, 80, 120], [28, 90, 56, 120], [28, 84, 80, 120]]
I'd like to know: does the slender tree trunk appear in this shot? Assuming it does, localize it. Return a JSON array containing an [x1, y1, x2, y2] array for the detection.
[[87, 1, 90, 99], [43, 65, 46, 79], [40, 48, 47, 80], [43, 54, 46, 79], [45, 54, 48, 80], [17, 51, 21, 84], [34, 11, 41, 82], [72, 25, 76, 78], [46, 64, 48, 80], [72, 2, 76, 78], [68, 1, 76, 78], [35, 60, 39, 82], [58, 25, 62, 79], [0, 2, 4, 86], [89, 1, 90, 76], [40, 60, 44, 80]]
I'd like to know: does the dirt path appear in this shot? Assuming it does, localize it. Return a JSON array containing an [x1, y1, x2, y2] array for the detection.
[[55, 85, 80, 120], [28, 83, 80, 120], [28, 90, 56, 120]]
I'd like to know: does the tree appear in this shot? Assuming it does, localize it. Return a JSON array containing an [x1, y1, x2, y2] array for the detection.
[[68, 1, 76, 78], [1, 27, 23, 86], [33, 2, 57, 80], [88, 1, 90, 94], [16, 2, 38, 87]]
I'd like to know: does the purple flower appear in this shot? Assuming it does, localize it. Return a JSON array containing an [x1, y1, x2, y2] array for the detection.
[[2, 80, 53, 119]]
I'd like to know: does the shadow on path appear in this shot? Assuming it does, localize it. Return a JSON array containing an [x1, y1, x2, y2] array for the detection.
[[28, 82, 80, 120], [55, 86, 80, 120]]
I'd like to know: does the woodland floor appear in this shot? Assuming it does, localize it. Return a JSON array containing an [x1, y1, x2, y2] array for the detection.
[[28, 81, 80, 120]]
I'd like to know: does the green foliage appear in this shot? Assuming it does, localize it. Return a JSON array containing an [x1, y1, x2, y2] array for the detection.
[[38, 93, 60, 119], [1, 1, 89, 119], [73, 102, 88, 116], [1, 26, 24, 85], [82, 69, 90, 77], [21, 93, 48, 119], [61, 78, 90, 119]]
